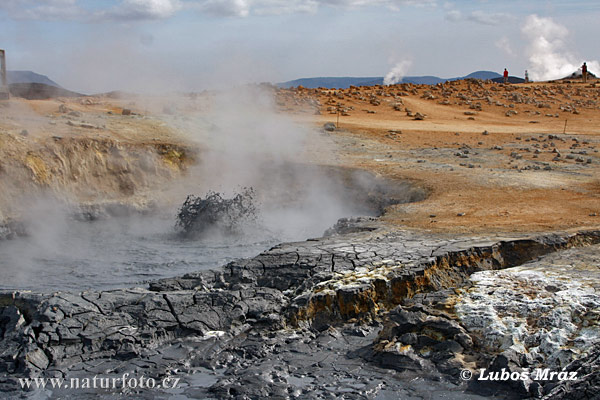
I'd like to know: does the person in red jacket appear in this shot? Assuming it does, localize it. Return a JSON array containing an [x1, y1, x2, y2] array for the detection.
[[582, 62, 588, 83], [503, 68, 509, 83]]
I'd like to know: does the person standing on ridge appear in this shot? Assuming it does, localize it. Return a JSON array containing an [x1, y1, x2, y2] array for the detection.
[[503, 68, 509, 84], [582, 62, 588, 83], [525, 70, 529, 83]]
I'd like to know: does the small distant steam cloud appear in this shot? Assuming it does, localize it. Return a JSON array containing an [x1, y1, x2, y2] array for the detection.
[[383, 60, 412, 86], [522, 14, 599, 81], [466, 10, 511, 26], [495, 36, 514, 57], [445, 10, 461, 22]]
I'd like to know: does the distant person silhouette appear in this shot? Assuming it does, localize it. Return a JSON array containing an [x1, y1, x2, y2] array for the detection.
[[582, 62, 588, 83], [525, 70, 529, 83], [503, 68, 509, 84]]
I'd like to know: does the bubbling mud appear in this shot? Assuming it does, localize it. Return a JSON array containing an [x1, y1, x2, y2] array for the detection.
[[0, 165, 426, 293]]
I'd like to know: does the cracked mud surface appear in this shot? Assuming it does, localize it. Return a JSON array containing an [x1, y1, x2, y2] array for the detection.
[[1, 223, 599, 399]]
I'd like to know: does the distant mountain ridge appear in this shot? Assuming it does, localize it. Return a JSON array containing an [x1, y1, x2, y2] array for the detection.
[[278, 71, 504, 89], [9, 83, 83, 100], [7, 71, 61, 88]]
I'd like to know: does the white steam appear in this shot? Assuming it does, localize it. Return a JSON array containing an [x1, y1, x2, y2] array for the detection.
[[168, 85, 372, 241], [0, 85, 414, 292], [383, 60, 412, 86], [495, 36, 514, 57], [522, 14, 599, 81]]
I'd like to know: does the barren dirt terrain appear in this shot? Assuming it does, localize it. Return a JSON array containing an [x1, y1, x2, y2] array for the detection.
[[1, 78, 599, 235], [277, 78, 600, 234]]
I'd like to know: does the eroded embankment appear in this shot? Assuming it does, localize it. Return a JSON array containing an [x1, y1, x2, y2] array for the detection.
[[0, 227, 598, 398], [0, 133, 192, 238], [289, 230, 600, 328]]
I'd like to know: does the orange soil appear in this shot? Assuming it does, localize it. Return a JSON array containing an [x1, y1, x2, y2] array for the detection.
[[281, 79, 600, 234]]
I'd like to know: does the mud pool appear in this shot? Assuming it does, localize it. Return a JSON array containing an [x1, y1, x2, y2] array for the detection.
[[0, 166, 425, 293], [0, 214, 280, 293]]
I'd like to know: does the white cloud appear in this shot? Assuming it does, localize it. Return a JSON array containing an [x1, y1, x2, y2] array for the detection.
[[445, 9, 512, 25], [0, 0, 84, 20], [185, 0, 437, 17], [248, 0, 319, 15], [445, 9, 461, 21], [186, 0, 250, 17], [467, 10, 511, 25], [521, 14, 599, 80], [96, 0, 182, 21], [0, 0, 183, 21], [0, 0, 438, 20]]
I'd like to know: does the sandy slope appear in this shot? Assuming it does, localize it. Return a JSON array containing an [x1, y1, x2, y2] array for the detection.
[[0, 96, 193, 222], [279, 78, 600, 234]]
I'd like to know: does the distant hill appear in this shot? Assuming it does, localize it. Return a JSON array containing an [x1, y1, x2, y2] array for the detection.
[[491, 76, 525, 84], [461, 71, 502, 80], [277, 77, 383, 89], [9, 83, 83, 100], [403, 76, 445, 85], [278, 70, 504, 89], [7, 70, 61, 88]]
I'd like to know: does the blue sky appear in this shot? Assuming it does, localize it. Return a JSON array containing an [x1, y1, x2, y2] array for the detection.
[[1, 0, 599, 93]]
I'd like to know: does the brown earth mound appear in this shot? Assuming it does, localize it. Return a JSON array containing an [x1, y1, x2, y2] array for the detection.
[[276, 78, 600, 234]]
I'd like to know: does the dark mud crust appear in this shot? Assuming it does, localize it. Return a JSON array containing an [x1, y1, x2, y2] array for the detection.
[[0, 228, 598, 399]]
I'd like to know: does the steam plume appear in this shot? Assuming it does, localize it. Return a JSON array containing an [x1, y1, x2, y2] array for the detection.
[[165, 85, 373, 241], [522, 14, 599, 81], [383, 60, 411, 85]]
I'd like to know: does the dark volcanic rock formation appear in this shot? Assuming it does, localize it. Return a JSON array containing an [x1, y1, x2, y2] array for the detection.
[[0, 226, 599, 398], [363, 303, 475, 381], [542, 345, 600, 399]]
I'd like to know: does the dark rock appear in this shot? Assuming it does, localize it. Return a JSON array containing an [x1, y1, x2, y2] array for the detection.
[[322, 217, 378, 236], [0, 229, 599, 398], [542, 345, 600, 399], [363, 304, 475, 381]]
